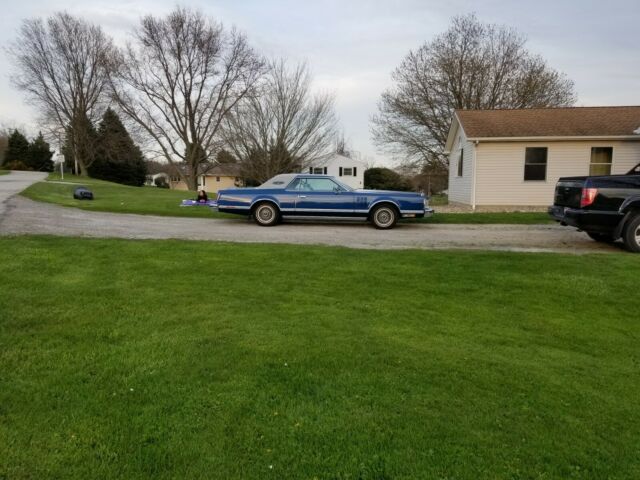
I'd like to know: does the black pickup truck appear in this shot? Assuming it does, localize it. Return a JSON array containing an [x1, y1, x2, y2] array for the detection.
[[548, 163, 640, 252]]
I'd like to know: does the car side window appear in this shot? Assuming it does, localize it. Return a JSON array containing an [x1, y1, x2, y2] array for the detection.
[[287, 178, 301, 190], [296, 178, 343, 192]]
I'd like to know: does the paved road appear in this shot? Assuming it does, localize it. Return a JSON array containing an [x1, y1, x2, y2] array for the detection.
[[0, 171, 47, 216], [0, 173, 621, 253]]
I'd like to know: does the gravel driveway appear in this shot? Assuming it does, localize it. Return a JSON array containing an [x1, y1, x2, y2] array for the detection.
[[0, 171, 47, 216], [0, 176, 621, 253]]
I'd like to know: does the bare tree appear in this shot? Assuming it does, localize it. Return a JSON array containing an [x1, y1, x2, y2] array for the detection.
[[371, 14, 576, 170], [107, 7, 267, 190], [8, 13, 113, 176], [223, 60, 337, 183], [335, 130, 351, 157]]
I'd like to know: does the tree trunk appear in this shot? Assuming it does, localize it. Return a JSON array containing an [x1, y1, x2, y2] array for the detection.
[[186, 174, 198, 191]]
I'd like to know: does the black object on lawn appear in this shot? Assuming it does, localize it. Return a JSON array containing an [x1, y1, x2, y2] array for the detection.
[[73, 187, 94, 200]]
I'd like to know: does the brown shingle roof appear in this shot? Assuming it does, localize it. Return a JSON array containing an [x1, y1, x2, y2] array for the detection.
[[456, 106, 640, 138]]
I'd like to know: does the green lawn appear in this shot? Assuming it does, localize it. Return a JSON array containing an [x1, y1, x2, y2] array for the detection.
[[1, 236, 638, 479], [428, 193, 448, 206], [0, 170, 9, 176], [419, 211, 553, 224], [21, 173, 234, 218]]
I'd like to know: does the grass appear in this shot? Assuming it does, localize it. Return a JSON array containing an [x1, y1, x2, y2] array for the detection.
[[21, 173, 234, 218], [428, 193, 448, 206], [0, 170, 9, 176], [1, 236, 639, 479], [418, 211, 553, 224], [21, 174, 553, 225]]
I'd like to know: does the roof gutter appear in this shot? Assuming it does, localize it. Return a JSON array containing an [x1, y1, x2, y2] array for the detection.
[[467, 135, 640, 142]]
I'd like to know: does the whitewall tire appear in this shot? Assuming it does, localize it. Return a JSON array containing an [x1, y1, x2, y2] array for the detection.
[[253, 202, 279, 227], [371, 205, 398, 230]]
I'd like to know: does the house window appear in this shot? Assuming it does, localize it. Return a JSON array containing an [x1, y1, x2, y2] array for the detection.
[[201, 176, 206, 186], [216, 176, 220, 182], [457, 149, 464, 177], [312, 167, 324, 174], [524, 147, 547, 181], [343, 167, 353, 176], [590, 147, 613, 176]]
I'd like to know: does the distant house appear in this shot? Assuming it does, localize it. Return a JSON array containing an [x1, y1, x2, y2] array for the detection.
[[305, 153, 366, 189], [444, 106, 640, 208], [169, 164, 244, 192]]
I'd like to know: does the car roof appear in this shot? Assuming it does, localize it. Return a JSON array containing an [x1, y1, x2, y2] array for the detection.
[[257, 173, 338, 188]]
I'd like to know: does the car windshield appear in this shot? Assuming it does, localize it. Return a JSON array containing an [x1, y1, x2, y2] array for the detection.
[[627, 163, 640, 175], [332, 178, 354, 191]]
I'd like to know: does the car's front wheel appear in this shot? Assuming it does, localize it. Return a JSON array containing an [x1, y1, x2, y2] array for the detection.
[[253, 202, 280, 227], [371, 204, 398, 229], [622, 214, 640, 253]]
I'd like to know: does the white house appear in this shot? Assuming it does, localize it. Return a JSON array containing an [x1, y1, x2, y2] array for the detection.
[[305, 153, 366, 189], [444, 106, 640, 208], [145, 172, 170, 187]]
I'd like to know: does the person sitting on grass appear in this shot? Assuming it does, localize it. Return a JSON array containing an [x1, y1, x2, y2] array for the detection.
[[196, 189, 208, 203]]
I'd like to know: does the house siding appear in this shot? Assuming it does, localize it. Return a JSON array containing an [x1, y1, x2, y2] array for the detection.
[[474, 140, 640, 206], [170, 175, 239, 192], [447, 133, 475, 205], [306, 154, 365, 189]]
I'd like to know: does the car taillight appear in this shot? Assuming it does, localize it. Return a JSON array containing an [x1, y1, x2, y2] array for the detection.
[[580, 187, 598, 208]]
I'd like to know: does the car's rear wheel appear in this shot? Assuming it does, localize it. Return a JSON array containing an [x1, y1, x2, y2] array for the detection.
[[371, 204, 398, 229], [586, 232, 615, 243], [622, 214, 640, 253], [253, 202, 279, 227]]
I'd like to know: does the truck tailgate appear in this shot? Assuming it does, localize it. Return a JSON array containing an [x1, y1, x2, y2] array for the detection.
[[554, 179, 585, 208]]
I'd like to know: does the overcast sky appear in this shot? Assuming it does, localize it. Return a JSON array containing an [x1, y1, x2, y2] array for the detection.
[[1, 0, 638, 165]]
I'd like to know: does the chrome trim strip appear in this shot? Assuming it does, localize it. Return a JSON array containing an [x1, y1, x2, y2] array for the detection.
[[292, 208, 355, 212], [220, 205, 250, 210], [369, 199, 402, 210]]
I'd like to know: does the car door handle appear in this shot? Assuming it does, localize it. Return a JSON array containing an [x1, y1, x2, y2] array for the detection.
[[298, 195, 307, 198]]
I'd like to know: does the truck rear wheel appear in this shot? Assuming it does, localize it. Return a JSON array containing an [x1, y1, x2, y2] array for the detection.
[[622, 214, 640, 253], [586, 232, 615, 243]]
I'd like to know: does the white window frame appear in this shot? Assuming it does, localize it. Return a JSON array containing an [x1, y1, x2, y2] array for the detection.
[[589, 147, 613, 176]]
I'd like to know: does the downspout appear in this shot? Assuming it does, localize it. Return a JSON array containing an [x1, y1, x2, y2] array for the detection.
[[472, 141, 479, 211]]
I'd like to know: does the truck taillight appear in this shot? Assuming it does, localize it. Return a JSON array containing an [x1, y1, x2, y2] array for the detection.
[[580, 187, 598, 208]]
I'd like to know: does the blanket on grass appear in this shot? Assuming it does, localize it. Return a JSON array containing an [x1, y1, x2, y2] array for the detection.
[[181, 199, 218, 207]]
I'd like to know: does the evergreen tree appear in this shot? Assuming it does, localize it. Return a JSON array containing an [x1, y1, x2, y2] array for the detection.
[[90, 109, 147, 186], [27, 132, 54, 171], [216, 149, 237, 165], [62, 119, 99, 175], [364, 168, 413, 191], [3, 129, 30, 169]]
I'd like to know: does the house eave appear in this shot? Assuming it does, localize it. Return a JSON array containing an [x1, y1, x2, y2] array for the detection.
[[444, 114, 466, 154], [467, 135, 640, 143]]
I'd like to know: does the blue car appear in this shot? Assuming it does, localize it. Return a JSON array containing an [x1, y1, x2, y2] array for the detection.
[[216, 174, 434, 229]]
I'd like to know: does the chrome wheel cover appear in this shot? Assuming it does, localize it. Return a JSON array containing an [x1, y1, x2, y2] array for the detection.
[[257, 205, 274, 223], [375, 208, 394, 227]]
